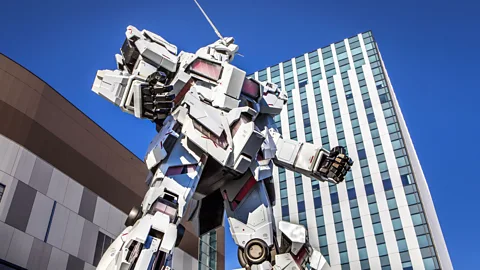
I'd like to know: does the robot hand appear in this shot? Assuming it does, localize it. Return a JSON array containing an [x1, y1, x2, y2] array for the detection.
[[317, 146, 353, 184], [142, 71, 175, 127], [92, 69, 175, 128], [92, 25, 179, 128]]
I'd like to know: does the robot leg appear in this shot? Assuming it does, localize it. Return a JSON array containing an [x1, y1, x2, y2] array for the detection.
[[223, 173, 329, 270], [97, 155, 208, 269]]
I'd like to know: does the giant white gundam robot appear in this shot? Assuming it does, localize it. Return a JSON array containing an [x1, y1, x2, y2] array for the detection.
[[91, 1, 353, 269]]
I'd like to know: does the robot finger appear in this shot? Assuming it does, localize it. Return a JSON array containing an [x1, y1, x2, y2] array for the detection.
[[153, 85, 174, 94], [155, 93, 175, 101], [154, 100, 174, 107]]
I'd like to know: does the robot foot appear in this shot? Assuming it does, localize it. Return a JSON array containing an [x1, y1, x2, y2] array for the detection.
[[272, 221, 329, 270], [96, 211, 177, 270]]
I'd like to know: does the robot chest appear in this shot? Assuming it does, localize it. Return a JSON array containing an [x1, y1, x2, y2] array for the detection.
[[194, 82, 260, 112]]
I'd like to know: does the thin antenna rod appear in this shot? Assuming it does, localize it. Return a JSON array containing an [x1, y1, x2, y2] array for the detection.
[[193, 0, 224, 41]]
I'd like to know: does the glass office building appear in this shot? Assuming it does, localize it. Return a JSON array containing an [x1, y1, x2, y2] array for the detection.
[[199, 230, 218, 270], [250, 31, 452, 270]]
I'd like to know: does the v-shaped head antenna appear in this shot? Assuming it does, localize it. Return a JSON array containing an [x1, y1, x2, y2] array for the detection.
[[193, 0, 224, 42], [193, 0, 244, 57]]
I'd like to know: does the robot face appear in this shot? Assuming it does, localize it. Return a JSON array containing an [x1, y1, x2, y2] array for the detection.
[[210, 38, 239, 62]]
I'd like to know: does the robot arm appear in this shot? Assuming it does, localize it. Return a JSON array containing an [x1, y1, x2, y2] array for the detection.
[[92, 70, 174, 122], [269, 128, 352, 184], [91, 26, 178, 126]]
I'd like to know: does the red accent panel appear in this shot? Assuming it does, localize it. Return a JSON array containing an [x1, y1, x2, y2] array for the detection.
[[165, 164, 198, 176], [293, 247, 308, 265], [232, 176, 257, 210], [222, 190, 229, 200], [201, 135, 218, 148], [223, 190, 237, 211], [200, 154, 208, 164], [165, 166, 184, 176], [173, 78, 194, 105]]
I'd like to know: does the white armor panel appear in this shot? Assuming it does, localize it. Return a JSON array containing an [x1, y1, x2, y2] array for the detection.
[[250, 160, 273, 181], [259, 82, 288, 115], [134, 238, 161, 270], [184, 90, 224, 137], [252, 261, 274, 270], [278, 221, 306, 255], [274, 254, 301, 270], [309, 249, 329, 270], [96, 227, 132, 269], [261, 128, 277, 160], [144, 116, 179, 170], [92, 69, 129, 106], [228, 191, 274, 247], [142, 29, 178, 55], [134, 38, 178, 72], [214, 62, 245, 99], [159, 223, 177, 253], [134, 59, 158, 78]]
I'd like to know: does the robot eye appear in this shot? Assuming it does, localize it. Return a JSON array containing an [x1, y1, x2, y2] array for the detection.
[[241, 78, 260, 100], [189, 58, 223, 81]]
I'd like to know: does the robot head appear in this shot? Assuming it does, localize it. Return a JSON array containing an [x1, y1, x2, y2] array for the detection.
[[196, 37, 239, 62], [211, 37, 239, 61]]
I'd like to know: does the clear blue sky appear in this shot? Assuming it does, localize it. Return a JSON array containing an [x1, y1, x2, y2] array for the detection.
[[1, 0, 479, 269]]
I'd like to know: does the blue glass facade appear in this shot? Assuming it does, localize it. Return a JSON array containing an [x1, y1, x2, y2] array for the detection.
[[251, 31, 449, 270]]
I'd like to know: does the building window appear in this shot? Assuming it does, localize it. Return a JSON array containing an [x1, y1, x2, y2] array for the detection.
[[93, 232, 114, 266], [348, 188, 356, 200], [365, 184, 374, 196], [0, 184, 5, 203], [0, 259, 24, 270], [330, 192, 339, 204], [357, 149, 367, 160], [383, 179, 393, 191], [297, 201, 306, 212], [199, 230, 218, 270], [367, 113, 376, 123]]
